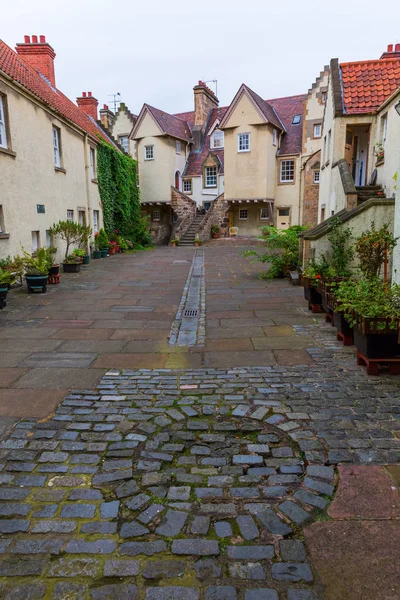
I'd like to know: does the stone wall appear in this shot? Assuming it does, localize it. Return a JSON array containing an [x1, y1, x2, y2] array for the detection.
[[197, 194, 230, 242], [302, 152, 321, 227], [170, 186, 197, 241], [141, 205, 172, 245]]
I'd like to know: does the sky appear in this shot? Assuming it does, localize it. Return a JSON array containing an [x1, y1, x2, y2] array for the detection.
[[2, 0, 400, 116]]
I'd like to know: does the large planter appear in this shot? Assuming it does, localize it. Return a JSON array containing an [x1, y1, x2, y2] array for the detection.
[[63, 262, 81, 273], [334, 311, 354, 345], [49, 264, 60, 276], [25, 274, 48, 293], [0, 286, 8, 309], [83, 255, 90, 265], [108, 246, 116, 255], [354, 327, 399, 359], [101, 248, 108, 258], [93, 250, 102, 259], [303, 286, 322, 306]]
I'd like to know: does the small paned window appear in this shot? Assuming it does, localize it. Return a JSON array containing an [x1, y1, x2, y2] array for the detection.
[[176, 141, 181, 154], [260, 207, 269, 220], [280, 160, 295, 182], [183, 179, 192, 193], [93, 210, 99, 233], [152, 210, 160, 222], [145, 145, 154, 160], [239, 209, 248, 220], [313, 124, 322, 138], [53, 126, 61, 167], [238, 133, 250, 152], [212, 130, 224, 148], [67, 210, 74, 222], [314, 171, 320, 184], [119, 136, 129, 153], [205, 166, 217, 187], [0, 96, 8, 149], [272, 130, 277, 146]]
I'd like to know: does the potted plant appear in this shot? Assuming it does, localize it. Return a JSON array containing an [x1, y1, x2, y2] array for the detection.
[[63, 255, 81, 273], [211, 225, 220, 239], [194, 235, 201, 247], [93, 235, 102, 259], [22, 248, 51, 292], [95, 228, 109, 257], [108, 241, 117, 255], [72, 248, 85, 264], [375, 142, 385, 164], [118, 237, 129, 253], [47, 246, 60, 275], [301, 262, 325, 307], [170, 238, 179, 247], [49, 221, 92, 270], [0, 269, 15, 308]]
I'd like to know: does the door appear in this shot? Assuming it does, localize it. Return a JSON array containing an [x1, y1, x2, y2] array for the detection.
[[277, 208, 291, 230], [175, 171, 180, 190], [354, 130, 369, 187], [344, 128, 355, 173]]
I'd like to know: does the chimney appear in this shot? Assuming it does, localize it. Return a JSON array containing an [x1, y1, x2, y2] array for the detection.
[[76, 92, 99, 121], [192, 80, 219, 150], [99, 104, 115, 130], [16, 35, 56, 87], [380, 43, 400, 59]]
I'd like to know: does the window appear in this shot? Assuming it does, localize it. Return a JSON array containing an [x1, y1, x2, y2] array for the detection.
[[205, 166, 217, 187], [152, 210, 160, 222], [260, 207, 269, 220], [183, 179, 192, 194], [175, 140, 181, 154], [313, 171, 320, 184], [90, 148, 96, 180], [321, 92, 327, 103], [381, 113, 388, 148], [53, 126, 61, 167], [119, 135, 129, 153], [67, 210, 74, 222], [320, 207, 326, 222], [239, 209, 248, 220], [238, 133, 250, 152], [313, 124, 322, 138], [0, 206, 5, 233], [272, 129, 277, 146], [145, 145, 154, 160], [212, 130, 224, 148], [292, 115, 301, 125], [78, 210, 86, 226], [32, 231, 40, 252], [280, 160, 295, 183], [45, 230, 52, 248], [0, 96, 7, 149], [327, 129, 331, 161], [93, 210, 99, 233]]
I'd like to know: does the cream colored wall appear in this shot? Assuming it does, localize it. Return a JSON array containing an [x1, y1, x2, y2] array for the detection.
[[303, 74, 329, 156], [0, 78, 102, 264], [112, 111, 134, 155], [375, 96, 400, 199], [191, 175, 224, 206], [275, 157, 301, 225], [231, 204, 270, 236]]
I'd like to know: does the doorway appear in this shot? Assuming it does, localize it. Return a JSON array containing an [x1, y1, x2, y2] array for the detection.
[[345, 126, 370, 187], [175, 171, 181, 191], [277, 207, 291, 229]]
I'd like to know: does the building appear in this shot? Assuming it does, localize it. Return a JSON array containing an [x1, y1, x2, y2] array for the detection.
[[0, 35, 116, 261]]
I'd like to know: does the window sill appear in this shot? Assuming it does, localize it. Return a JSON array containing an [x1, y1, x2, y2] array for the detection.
[[91, 178, 98, 184], [376, 159, 385, 167], [0, 233, 10, 239], [0, 147, 16, 158], [144, 158, 154, 161], [238, 150, 250, 153], [325, 161, 330, 167], [278, 181, 295, 186], [55, 166, 66, 174]]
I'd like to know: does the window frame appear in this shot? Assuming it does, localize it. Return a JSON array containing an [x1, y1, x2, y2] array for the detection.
[[279, 159, 295, 184], [212, 130, 224, 149], [239, 208, 248, 220], [313, 170, 320, 184], [152, 210, 161, 222], [321, 92, 327, 103], [238, 132, 250, 152], [0, 96, 8, 149], [119, 135, 129, 153], [53, 125, 61, 168], [272, 129, 277, 146], [93, 210, 99, 233], [381, 113, 388, 148], [67, 210, 74, 222], [183, 179, 192, 194], [144, 145, 154, 160], [175, 140, 181, 154], [31, 231, 40, 253], [260, 207, 269, 220], [89, 147, 96, 180], [205, 165, 217, 188], [313, 124, 322, 138]]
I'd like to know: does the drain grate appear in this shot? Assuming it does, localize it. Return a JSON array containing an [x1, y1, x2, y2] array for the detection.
[[183, 309, 198, 318]]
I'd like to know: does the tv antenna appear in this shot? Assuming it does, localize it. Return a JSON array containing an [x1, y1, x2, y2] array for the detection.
[[108, 92, 121, 113], [204, 80, 218, 98]]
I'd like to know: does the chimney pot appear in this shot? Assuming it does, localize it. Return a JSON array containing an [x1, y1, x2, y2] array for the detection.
[[395, 43, 400, 52], [103, 104, 108, 109], [39, 35, 46, 43], [388, 44, 393, 52], [24, 35, 30, 43], [88, 91, 92, 97], [32, 35, 38, 43], [82, 92, 87, 97]]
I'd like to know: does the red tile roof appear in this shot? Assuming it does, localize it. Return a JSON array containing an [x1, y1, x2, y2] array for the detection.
[[183, 107, 227, 177], [268, 94, 307, 155], [0, 39, 112, 144], [145, 105, 192, 142], [340, 58, 400, 114]]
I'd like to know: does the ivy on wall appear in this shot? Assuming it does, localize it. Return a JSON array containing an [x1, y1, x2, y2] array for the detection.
[[97, 141, 150, 246]]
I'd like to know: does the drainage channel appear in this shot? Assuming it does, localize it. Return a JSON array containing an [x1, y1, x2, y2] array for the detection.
[[169, 250, 205, 347]]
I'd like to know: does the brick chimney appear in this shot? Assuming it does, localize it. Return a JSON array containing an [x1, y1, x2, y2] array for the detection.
[[192, 81, 219, 150], [76, 92, 99, 121], [99, 104, 115, 130], [16, 35, 56, 87], [380, 43, 400, 59]]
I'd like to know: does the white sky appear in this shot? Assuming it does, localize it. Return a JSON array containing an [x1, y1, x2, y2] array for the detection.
[[3, 0, 400, 115]]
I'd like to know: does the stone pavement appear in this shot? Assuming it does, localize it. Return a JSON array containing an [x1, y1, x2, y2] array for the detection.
[[0, 242, 399, 599]]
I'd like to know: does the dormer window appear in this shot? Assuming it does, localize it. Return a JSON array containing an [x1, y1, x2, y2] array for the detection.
[[292, 115, 301, 125], [212, 130, 224, 149]]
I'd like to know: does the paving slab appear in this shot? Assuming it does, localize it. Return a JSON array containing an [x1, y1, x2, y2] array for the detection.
[[0, 368, 27, 387], [204, 351, 277, 368], [0, 389, 67, 417], [11, 368, 105, 389], [92, 354, 167, 369]]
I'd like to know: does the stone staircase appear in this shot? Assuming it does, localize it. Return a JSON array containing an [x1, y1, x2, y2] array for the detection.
[[356, 185, 386, 204], [178, 214, 205, 246]]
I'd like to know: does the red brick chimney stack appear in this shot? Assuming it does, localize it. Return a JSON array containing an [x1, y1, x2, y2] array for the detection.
[[380, 43, 400, 59], [99, 104, 115, 130], [16, 35, 56, 87], [76, 92, 99, 121]]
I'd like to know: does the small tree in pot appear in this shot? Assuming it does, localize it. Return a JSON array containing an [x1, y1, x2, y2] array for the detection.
[[49, 221, 92, 272], [22, 248, 52, 293]]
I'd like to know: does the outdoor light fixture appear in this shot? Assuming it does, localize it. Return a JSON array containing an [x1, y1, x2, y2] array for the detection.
[[395, 100, 400, 116]]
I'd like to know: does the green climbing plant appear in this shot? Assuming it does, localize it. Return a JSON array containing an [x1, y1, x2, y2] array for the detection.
[[96, 141, 151, 246]]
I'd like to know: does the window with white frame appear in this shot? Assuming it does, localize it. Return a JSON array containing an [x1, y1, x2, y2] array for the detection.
[[93, 210, 99, 233], [313, 124, 322, 138], [53, 126, 61, 167], [183, 179, 192, 194], [152, 210, 160, 222], [238, 133, 250, 152], [32, 231, 40, 252], [205, 166, 217, 187], [145, 145, 154, 160], [212, 130, 224, 148], [260, 207, 269, 220], [381, 113, 388, 148], [175, 140, 181, 154], [313, 171, 320, 184], [0, 96, 8, 149], [90, 147, 96, 180], [67, 210, 74, 222], [280, 160, 295, 182], [272, 129, 277, 146], [292, 115, 301, 125], [239, 208, 248, 220], [119, 135, 129, 153]]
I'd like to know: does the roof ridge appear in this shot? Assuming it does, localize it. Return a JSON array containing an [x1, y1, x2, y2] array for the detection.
[[340, 57, 400, 67]]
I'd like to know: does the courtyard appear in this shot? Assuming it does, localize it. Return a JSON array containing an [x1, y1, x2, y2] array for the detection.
[[0, 243, 399, 599]]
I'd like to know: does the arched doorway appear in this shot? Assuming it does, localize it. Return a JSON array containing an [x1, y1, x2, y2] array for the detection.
[[175, 171, 181, 190]]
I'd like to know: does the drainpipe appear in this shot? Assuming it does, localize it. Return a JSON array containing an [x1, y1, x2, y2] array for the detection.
[[83, 134, 93, 252]]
